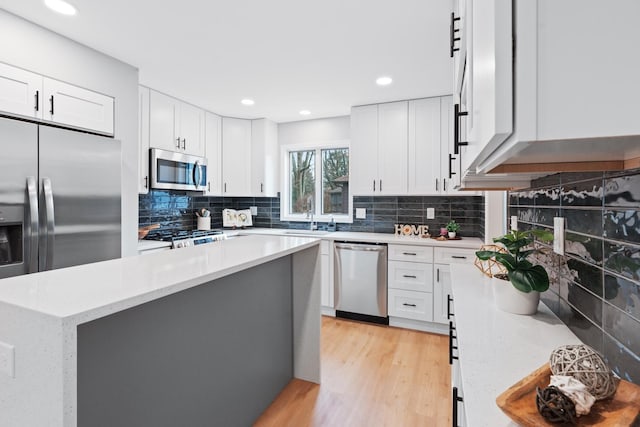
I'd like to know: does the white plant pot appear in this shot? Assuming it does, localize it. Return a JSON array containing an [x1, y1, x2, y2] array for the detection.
[[492, 277, 540, 315], [448, 231, 456, 239]]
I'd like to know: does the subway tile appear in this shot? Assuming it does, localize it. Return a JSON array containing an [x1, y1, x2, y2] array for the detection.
[[603, 241, 640, 281], [605, 173, 640, 208], [603, 302, 640, 357], [561, 178, 603, 207], [563, 208, 603, 236], [604, 209, 640, 244], [534, 187, 561, 206], [604, 273, 640, 321], [557, 297, 604, 355], [561, 257, 603, 297], [603, 333, 640, 384], [567, 282, 602, 326], [565, 232, 603, 266]]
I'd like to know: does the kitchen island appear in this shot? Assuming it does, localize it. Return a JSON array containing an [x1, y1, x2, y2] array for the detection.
[[0, 235, 322, 427]]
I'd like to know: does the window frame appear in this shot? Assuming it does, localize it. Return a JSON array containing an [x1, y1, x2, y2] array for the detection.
[[281, 140, 352, 224]]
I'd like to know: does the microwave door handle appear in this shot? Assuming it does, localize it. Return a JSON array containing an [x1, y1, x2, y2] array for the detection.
[[194, 161, 202, 189], [42, 178, 55, 271], [26, 177, 39, 273]]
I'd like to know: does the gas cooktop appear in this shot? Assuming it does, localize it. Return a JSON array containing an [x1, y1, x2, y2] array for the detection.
[[148, 229, 224, 242]]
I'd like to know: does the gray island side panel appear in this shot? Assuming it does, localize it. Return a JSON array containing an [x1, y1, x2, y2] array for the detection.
[[77, 255, 293, 427]]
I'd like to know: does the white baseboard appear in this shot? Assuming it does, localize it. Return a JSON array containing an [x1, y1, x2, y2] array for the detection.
[[388, 317, 448, 335]]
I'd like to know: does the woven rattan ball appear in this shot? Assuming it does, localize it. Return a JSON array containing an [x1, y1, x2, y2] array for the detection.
[[549, 344, 618, 400], [536, 386, 577, 425]]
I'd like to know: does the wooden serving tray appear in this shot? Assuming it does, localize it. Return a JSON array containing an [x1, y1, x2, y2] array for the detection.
[[496, 364, 640, 426]]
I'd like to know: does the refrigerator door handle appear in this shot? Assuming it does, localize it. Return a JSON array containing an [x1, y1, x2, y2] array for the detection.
[[42, 178, 55, 271], [26, 177, 39, 273]]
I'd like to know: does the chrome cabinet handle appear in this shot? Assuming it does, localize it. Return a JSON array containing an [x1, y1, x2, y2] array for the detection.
[[182, 138, 186, 150], [260, 183, 264, 193], [373, 180, 376, 192], [176, 137, 181, 149], [208, 181, 211, 192], [42, 178, 55, 271], [26, 177, 39, 273], [379, 179, 382, 192]]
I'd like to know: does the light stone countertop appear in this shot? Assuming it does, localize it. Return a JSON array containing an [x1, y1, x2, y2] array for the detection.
[[237, 227, 485, 249], [0, 234, 319, 322], [450, 264, 582, 427]]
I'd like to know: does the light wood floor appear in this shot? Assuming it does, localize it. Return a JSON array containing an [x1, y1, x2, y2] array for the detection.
[[254, 316, 451, 427]]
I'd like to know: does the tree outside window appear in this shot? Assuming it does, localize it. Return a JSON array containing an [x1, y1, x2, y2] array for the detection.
[[322, 148, 349, 215], [289, 150, 315, 214]]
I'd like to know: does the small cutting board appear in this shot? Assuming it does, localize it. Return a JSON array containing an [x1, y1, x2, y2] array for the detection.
[[496, 364, 640, 426]]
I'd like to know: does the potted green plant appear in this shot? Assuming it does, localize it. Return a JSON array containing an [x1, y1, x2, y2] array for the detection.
[[475, 229, 554, 315], [446, 220, 460, 239]]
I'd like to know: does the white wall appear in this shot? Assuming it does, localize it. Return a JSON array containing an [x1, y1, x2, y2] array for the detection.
[[0, 10, 139, 257], [278, 116, 350, 146], [484, 191, 507, 243]]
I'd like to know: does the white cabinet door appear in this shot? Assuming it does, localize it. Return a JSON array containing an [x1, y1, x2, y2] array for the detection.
[[138, 86, 150, 194], [433, 263, 452, 325], [0, 63, 42, 120], [467, 0, 512, 165], [204, 112, 222, 196], [149, 91, 179, 152], [408, 98, 441, 195], [222, 117, 251, 196], [43, 78, 114, 135], [377, 101, 408, 195], [251, 119, 279, 197], [179, 102, 205, 157], [388, 288, 434, 322], [350, 104, 378, 196]]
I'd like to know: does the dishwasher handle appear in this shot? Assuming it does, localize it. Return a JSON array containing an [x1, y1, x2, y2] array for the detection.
[[334, 242, 387, 252]]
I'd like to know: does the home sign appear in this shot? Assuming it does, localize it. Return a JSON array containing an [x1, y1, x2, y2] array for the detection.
[[394, 224, 430, 237]]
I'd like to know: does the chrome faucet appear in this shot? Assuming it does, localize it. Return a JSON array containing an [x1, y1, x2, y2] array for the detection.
[[306, 196, 317, 231]]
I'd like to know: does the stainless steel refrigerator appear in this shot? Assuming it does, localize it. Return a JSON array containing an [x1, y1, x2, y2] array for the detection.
[[0, 117, 121, 280]]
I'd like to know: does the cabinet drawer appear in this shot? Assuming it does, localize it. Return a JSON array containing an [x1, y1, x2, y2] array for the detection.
[[433, 247, 476, 264], [388, 288, 433, 322], [388, 244, 433, 263], [388, 260, 433, 292]]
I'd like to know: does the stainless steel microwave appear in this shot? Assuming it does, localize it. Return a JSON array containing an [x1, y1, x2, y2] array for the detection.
[[150, 148, 207, 191]]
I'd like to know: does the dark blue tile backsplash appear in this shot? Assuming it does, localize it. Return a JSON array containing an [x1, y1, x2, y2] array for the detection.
[[139, 191, 485, 239], [509, 168, 640, 384]]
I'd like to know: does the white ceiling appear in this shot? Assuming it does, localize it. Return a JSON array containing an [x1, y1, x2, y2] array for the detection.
[[0, 0, 453, 123]]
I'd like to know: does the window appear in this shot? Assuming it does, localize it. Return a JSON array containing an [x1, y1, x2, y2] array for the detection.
[[282, 142, 351, 223]]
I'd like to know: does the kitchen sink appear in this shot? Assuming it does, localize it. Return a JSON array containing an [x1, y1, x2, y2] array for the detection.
[[284, 230, 332, 236]]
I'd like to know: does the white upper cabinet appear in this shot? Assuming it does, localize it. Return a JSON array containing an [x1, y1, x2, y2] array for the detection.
[[350, 104, 379, 195], [350, 101, 408, 195], [138, 86, 150, 194], [251, 119, 279, 197], [149, 90, 204, 157], [222, 117, 251, 196], [377, 101, 408, 195], [0, 63, 42, 120], [42, 78, 115, 136], [204, 112, 222, 196], [0, 62, 114, 135], [408, 98, 441, 195], [457, 0, 640, 181]]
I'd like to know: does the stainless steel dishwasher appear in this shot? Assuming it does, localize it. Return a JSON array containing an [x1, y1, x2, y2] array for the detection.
[[334, 242, 388, 324]]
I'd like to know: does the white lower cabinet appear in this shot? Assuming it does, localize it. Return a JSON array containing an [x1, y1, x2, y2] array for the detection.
[[388, 288, 433, 321], [320, 240, 333, 308], [388, 244, 476, 332]]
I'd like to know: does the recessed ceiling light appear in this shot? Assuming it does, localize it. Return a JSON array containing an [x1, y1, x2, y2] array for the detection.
[[241, 99, 255, 106], [299, 110, 311, 116], [44, 0, 77, 15], [376, 76, 393, 86]]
